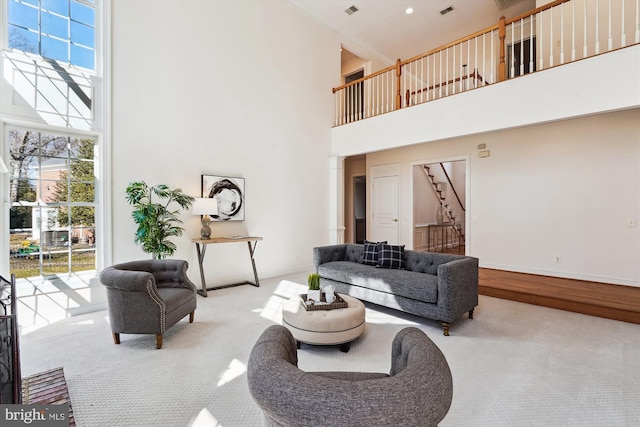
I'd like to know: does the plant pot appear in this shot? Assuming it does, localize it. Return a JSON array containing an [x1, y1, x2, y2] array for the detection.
[[307, 289, 321, 302]]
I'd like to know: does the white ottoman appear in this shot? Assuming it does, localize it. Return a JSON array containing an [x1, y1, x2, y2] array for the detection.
[[282, 293, 365, 352]]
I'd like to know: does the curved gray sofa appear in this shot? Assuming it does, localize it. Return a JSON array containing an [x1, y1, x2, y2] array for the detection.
[[247, 325, 453, 427], [314, 244, 478, 335]]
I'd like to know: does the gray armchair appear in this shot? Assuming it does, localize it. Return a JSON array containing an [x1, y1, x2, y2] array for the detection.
[[99, 259, 197, 349], [247, 325, 453, 427]]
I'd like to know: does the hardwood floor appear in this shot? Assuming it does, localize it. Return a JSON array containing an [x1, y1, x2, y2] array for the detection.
[[479, 268, 640, 324]]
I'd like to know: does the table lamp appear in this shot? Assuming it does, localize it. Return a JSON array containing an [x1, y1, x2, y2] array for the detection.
[[192, 197, 219, 239]]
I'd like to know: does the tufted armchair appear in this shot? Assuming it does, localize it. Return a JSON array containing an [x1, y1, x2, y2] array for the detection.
[[99, 259, 197, 349], [247, 325, 453, 426]]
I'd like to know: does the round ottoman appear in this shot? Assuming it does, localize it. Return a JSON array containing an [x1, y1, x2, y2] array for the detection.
[[282, 293, 365, 352]]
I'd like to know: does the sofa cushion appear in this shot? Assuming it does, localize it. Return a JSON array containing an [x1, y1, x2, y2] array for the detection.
[[404, 251, 463, 275], [377, 244, 405, 269], [318, 261, 438, 303], [361, 240, 385, 266]]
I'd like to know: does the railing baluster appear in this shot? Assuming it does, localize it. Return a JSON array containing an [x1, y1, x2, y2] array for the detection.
[[530, 16, 535, 73], [571, 0, 576, 61], [550, 8, 554, 67], [520, 18, 525, 74], [608, 0, 613, 51], [595, 0, 600, 53], [636, 0, 640, 43], [473, 38, 476, 88], [560, 2, 565, 64], [584, 0, 588, 58], [621, 0, 626, 47]]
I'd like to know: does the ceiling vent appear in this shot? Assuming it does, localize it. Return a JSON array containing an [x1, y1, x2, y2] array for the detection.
[[440, 6, 454, 15], [345, 5, 359, 15], [494, 0, 527, 11]]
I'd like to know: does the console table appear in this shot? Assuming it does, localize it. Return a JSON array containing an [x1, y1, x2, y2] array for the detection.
[[192, 236, 263, 297]]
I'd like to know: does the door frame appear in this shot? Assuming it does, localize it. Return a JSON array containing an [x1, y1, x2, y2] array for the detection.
[[409, 155, 469, 253]]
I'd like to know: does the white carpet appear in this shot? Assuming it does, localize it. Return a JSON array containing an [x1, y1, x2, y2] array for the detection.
[[19, 272, 640, 426]]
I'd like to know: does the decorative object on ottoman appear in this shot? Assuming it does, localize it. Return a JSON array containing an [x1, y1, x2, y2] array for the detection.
[[307, 272, 321, 302], [99, 259, 197, 349], [247, 325, 453, 427], [282, 293, 364, 352]]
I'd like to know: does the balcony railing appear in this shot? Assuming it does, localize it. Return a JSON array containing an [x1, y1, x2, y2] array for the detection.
[[332, 0, 640, 127]]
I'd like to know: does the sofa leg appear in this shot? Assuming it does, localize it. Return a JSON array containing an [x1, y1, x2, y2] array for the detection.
[[469, 309, 474, 319], [189, 311, 195, 323], [339, 342, 351, 353], [156, 334, 163, 349], [441, 322, 450, 336], [112, 332, 120, 345]]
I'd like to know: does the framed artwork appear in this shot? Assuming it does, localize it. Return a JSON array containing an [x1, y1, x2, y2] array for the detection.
[[201, 175, 245, 221]]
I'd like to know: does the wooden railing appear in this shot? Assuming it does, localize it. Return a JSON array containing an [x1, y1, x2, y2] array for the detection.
[[333, 0, 640, 126]]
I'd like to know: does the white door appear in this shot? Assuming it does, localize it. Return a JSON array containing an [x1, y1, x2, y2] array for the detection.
[[372, 175, 399, 244]]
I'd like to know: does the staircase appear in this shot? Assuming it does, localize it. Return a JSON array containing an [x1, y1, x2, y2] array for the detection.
[[422, 164, 465, 247]]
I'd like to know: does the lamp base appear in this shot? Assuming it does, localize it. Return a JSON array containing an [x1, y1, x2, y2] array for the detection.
[[201, 216, 212, 239]]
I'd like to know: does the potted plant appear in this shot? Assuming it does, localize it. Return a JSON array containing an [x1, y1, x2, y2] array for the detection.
[[125, 181, 194, 259], [307, 273, 321, 302]]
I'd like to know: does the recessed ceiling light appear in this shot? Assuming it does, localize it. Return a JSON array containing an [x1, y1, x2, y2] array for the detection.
[[405, 7, 414, 14]]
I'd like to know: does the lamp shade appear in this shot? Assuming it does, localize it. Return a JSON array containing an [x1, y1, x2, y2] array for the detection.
[[192, 198, 218, 216]]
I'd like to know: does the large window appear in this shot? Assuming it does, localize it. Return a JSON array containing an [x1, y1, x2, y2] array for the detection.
[[6, 127, 96, 278], [8, 0, 95, 70]]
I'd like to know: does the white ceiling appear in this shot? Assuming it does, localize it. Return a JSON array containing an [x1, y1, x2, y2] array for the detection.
[[289, 0, 536, 65]]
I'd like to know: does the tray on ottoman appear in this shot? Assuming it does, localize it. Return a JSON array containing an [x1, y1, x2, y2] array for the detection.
[[300, 293, 348, 311]]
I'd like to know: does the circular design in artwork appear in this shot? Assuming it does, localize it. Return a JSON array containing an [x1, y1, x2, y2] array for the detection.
[[208, 178, 243, 220]]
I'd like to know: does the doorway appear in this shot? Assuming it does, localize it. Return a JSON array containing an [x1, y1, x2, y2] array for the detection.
[[353, 176, 366, 243], [371, 164, 401, 244], [413, 159, 466, 254]]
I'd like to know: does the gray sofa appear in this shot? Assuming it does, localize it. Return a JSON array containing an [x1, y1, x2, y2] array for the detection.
[[313, 244, 478, 335], [247, 325, 453, 427]]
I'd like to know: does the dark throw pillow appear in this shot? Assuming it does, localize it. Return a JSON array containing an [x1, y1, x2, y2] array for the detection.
[[376, 244, 406, 269], [361, 240, 386, 266]]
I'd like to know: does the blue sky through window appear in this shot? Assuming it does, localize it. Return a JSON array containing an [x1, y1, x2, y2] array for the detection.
[[8, 0, 95, 70]]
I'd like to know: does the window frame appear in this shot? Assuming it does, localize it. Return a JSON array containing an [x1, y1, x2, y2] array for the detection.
[[0, 0, 111, 278], [6, 0, 96, 71]]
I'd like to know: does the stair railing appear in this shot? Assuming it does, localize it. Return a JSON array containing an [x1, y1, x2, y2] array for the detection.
[[333, 0, 640, 127]]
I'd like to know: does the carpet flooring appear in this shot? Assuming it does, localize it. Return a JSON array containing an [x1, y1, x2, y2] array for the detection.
[[19, 272, 640, 426]]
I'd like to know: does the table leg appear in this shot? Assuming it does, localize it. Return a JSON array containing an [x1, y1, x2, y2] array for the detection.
[[195, 243, 208, 297], [247, 241, 260, 287]]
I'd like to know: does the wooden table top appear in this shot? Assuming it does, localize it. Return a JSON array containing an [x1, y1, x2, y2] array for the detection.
[[192, 236, 263, 244]]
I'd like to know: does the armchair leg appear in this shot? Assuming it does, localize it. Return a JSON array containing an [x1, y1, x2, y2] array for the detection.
[[112, 332, 120, 345], [189, 311, 195, 323], [469, 309, 474, 319], [156, 334, 163, 349], [441, 322, 450, 336]]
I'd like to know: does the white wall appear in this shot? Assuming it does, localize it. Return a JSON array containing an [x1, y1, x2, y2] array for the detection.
[[111, 1, 340, 285], [365, 109, 640, 287]]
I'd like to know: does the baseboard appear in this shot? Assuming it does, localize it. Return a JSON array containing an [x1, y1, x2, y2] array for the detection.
[[479, 262, 639, 288]]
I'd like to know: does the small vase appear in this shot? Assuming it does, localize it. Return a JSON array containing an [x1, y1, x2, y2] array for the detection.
[[307, 289, 320, 303]]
